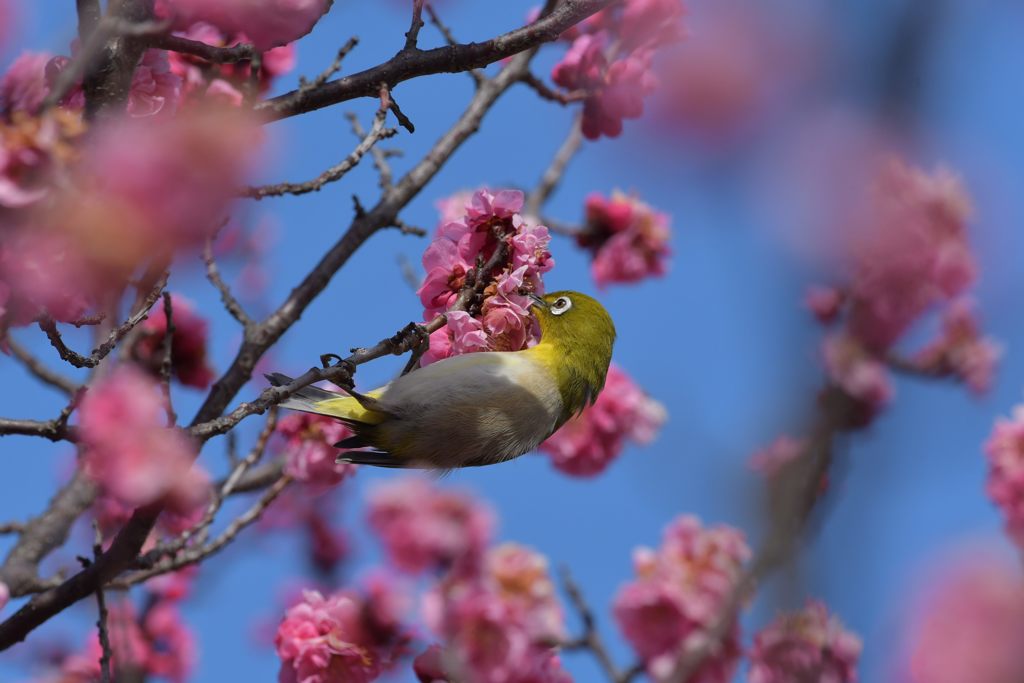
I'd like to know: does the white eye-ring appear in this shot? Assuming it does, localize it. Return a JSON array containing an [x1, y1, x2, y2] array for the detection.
[[551, 296, 572, 316]]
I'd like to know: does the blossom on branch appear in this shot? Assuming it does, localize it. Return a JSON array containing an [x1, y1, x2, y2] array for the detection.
[[367, 477, 493, 575], [418, 189, 553, 366], [47, 48, 183, 117], [0, 52, 52, 116], [540, 364, 666, 476], [157, 0, 332, 50], [132, 293, 215, 389], [276, 412, 356, 487], [577, 191, 671, 287], [79, 365, 210, 514], [985, 405, 1024, 548], [275, 581, 409, 683], [614, 515, 750, 682], [747, 600, 861, 683], [913, 298, 1001, 394]]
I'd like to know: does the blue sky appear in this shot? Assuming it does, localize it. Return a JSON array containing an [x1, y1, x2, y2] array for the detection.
[[3, 1, 1024, 681]]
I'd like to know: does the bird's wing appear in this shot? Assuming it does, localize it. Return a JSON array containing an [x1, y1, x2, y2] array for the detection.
[[264, 373, 388, 426]]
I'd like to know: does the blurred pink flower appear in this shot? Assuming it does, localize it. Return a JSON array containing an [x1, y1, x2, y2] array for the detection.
[[747, 600, 861, 683], [276, 412, 355, 486], [805, 286, 845, 325], [133, 293, 215, 388], [79, 365, 210, 514], [540, 364, 666, 477], [275, 584, 408, 683], [418, 189, 552, 366], [144, 602, 198, 683], [914, 298, 1001, 394], [485, 543, 565, 643], [845, 159, 975, 353], [0, 580, 7, 613], [905, 553, 1024, 683], [47, 48, 182, 117], [367, 477, 493, 574], [305, 509, 349, 575], [579, 191, 671, 287], [985, 406, 1024, 547], [614, 515, 750, 682], [158, 0, 332, 50], [0, 52, 52, 115], [0, 231, 96, 328], [0, 109, 84, 209]]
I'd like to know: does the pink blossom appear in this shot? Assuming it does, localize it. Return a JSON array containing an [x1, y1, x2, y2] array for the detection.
[[158, 0, 332, 50], [485, 543, 565, 643], [905, 554, 1024, 683], [0, 581, 7, 613], [275, 584, 408, 683], [541, 364, 666, 477], [367, 477, 493, 574], [618, 0, 687, 51], [418, 189, 552, 366], [822, 333, 893, 413], [132, 293, 215, 388], [985, 406, 1024, 547], [0, 231, 95, 327], [845, 159, 975, 352], [580, 192, 671, 287], [144, 602, 198, 683], [78, 365, 210, 513], [0, 52, 52, 115], [914, 298, 1001, 394], [276, 412, 355, 486], [0, 109, 84, 208], [305, 507, 349, 575], [614, 516, 750, 682], [748, 600, 861, 683], [805, 286, 845, 325]]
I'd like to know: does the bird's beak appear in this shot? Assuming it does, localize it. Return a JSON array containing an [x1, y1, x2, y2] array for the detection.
[[528, 293, 548, 310]]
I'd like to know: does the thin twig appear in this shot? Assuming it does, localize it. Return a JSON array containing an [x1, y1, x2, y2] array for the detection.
[[525, 116, 584, 217], [4, 336, 79, 396], [425, 3, 484, 85], [147, 33, 256, 64], [298, 38, 360, 93], [403, 0, 426, 52], [346, 111, 394, 190], [89, 524, 113, 683], [387, 92, 416, 133], [0, 523, 24, 535], [559, 567, 640, 683], [520, 72, 587, 104], [242, 85, 398, 199], [159, 293, 176, 426], [202, 237, 252, 327]]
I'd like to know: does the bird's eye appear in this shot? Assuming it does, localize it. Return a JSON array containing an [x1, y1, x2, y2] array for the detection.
[[551, 296, 572, 316]]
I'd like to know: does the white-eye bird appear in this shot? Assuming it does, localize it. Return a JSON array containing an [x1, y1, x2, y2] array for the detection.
[[267, 291, 615, 469]]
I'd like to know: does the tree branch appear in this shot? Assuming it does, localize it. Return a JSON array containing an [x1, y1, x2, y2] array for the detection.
[[559, 567, 641, 683], [425, 3, 484, 85], [4, 336, 79, 396], [257, 0, 615, 122], [202, 236, 252, 328]]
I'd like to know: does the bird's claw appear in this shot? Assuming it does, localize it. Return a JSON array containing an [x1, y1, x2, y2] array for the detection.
[[320, 353, 344, 368]]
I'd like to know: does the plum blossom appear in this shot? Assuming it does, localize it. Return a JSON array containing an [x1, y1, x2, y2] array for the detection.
[[550, 0, 684, 139], [0, 52, 52, 115], [805, 286, 845, 325], [158, 0, 332, 50], [540, 364, 666, 477], [913, 298, 1001, 394], [46, 48, 182, 117], [0, 108, 84, 209], [423, 544, 569, 683], [276, 412, 356, 487], [985, 405, 1024, 547], [904, 553, 1024, 683], [0, 231, 96, 329], [417, 189, 552, 366], [367, 478, 493, 575], [132, 293, 215, 388], [275, 582, 409, 683], [614, 515, 750, 682], [747, 600, 861, 683], [578, 191, 671, 287], [78, 365, 210, 515]]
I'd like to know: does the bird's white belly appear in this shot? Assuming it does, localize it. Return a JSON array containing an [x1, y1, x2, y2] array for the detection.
[[374, 351, 564, 467]]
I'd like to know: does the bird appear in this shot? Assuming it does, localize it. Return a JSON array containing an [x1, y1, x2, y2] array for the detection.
[[266, 290, 616, 469]]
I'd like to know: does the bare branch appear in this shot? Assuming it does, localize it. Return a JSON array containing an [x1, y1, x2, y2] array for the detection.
[[3, 336, 78, 396], [520, 72, 587, 105], [76, 0, 102, 43], [425, 3, 484, 85], [525, 116, 583, 217], [148, 33, 256, 64], [347, 111, 395, 190], [0, 417, 74, 441], [159, 293, 177, 426], [258, 0, 616, 121], [559, 567, 641, 683], [298, 38, 360, 93], [403, 0, 426, 52], [0, 523, 24, 536], [387, 93, 416, 134], [202, 237, 252, 328], [243, 86, 397, 198], [86, 525, 112, 683]]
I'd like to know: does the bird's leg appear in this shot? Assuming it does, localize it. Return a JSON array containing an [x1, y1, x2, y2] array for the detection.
[[399, 324, 431, 376], [320, 352, 344, 367]]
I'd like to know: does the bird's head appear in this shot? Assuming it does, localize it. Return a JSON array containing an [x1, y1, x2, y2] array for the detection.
[[530, 290, 616, 415]]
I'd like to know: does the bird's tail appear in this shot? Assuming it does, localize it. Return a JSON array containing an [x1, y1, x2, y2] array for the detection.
[[264, 373, 386, 426]]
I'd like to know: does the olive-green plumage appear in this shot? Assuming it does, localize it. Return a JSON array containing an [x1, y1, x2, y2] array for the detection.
[[268, 290, 616, 469]]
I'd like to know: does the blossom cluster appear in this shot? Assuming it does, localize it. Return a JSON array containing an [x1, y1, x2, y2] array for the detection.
[[78, 364, 210, 517], [550, 0, 685, 139], [540, 364, 666, 476], [576, 191, 671, 288], [417, 189, 553, 366], [276, 412, 356, 487], [131, 293, 215, 389], [275, 579, 410, 683], [613, 515, 750, 682], [808, 157, 999, 420], [747, 600, 861, 683], [984, 405, 1024, 548]]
